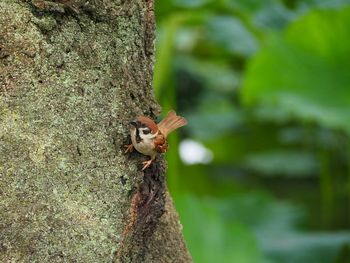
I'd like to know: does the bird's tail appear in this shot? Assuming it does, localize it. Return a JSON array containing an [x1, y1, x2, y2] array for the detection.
[[158, 110, 187, 137]]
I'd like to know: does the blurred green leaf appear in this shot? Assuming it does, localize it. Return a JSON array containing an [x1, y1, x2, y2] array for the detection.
[[253, 3, 297, 30], [175, 194, 263, 263], [334, 244, 350, 263], [243, 7, 350, 134], [175, 56, 241, 92], [296, 0, 350, 10], [206, 16, 259, 56], [262, 233, 350, 263], [172, 0, 213, 8], [214, 192, 304, 232], [225, 0, 279, 13], [244, 150, 319, 177], [176, 193, 350, 263], [186, 109, 243, 139]]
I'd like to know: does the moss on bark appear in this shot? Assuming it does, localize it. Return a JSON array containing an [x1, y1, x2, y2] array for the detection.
[[0, 0, 192, 262]]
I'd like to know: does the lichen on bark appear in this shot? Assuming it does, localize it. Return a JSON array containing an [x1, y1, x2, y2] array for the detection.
[[0, 0, 192, 262]]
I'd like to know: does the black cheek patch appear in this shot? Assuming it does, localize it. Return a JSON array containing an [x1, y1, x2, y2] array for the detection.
[[136, 128, 142, 143]]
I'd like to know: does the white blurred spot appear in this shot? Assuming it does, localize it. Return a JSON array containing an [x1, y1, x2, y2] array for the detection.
[[179, 139, 213, 165]]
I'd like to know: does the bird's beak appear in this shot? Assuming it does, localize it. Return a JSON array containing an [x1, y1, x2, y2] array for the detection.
[[129, 120, 138, 127]]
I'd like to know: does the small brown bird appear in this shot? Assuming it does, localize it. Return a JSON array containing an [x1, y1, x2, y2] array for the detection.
[[125, 110, 187, 170]]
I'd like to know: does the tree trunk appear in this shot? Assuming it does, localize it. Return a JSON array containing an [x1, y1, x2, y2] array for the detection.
[[0, 1, 192, 262]]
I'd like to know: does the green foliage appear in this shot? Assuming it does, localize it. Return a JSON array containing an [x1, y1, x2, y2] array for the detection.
[[155, 1, 350, 262], [176, 194, 262, 263], [244, 150, 319, 177], [243, 7, 350, 133]]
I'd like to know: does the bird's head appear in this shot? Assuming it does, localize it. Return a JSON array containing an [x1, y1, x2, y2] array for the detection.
[[130, 116, 158, 141]]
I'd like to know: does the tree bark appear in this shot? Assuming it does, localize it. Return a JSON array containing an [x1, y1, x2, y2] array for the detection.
[[0, 1, 192, 262]]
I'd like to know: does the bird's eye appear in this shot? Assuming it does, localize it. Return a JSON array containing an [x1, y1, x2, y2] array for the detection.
[[142, 129, 151, 135]]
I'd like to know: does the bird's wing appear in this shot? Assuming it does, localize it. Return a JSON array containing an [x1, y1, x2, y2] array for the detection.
[[158, 110, 187, 138], [154, 133, 168, 153]]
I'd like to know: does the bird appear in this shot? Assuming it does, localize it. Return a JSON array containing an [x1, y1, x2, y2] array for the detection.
[[125, 110, 187, 170]]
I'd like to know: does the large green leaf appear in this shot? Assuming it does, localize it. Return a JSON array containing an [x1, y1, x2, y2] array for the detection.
[[206, 16, 259, 56], [175, 193, 350, 263], [242, 7, 350, 133], [175, 194, 263, 263]]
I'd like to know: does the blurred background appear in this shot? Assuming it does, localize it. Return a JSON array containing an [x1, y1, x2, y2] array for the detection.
[[153, 1, 350, 262]]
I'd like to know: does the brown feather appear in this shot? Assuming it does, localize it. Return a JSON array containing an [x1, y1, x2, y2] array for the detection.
[[137, 116, 158, 134], [158, 110, 187, 138], [154, 133, 168, 153]]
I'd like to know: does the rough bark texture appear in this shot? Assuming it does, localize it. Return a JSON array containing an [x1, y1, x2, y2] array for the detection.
[[0, 0, 192, 262]]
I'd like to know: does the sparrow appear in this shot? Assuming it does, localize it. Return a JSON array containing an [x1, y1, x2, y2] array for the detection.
[[125, 110, 187, 170]]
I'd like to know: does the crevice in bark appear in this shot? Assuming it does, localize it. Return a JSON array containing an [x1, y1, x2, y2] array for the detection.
[[114, 158, 166, 263]]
